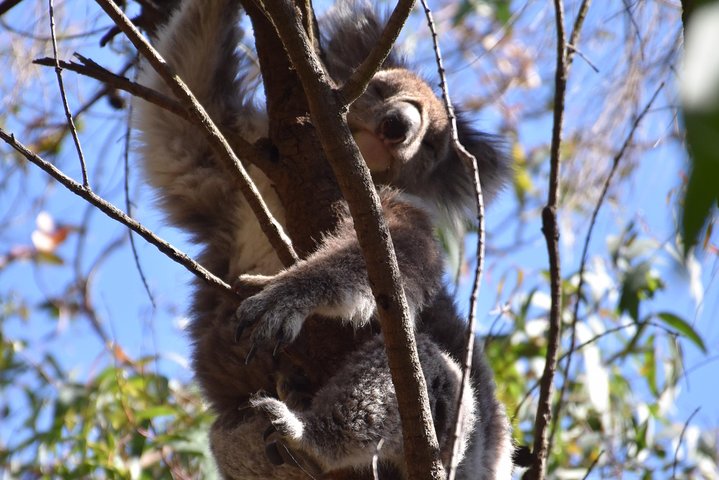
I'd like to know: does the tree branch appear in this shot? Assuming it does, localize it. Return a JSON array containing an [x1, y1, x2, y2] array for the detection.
[[48, 0, 89, 188], [0, 0, 22, 16], [417, 2, 486, 478], [33, 54, 263, 172], [339, 0, 415, 105], [0, 128, 234, 297], [93, 0, 298, 267], [34, 55, 189, 121], [524, 1, 567, 479], [258, 1, 443, 477]]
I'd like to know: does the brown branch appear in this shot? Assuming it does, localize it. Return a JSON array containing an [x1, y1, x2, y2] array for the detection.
[[259, 1, 443, 477], [417, 1, 485, 478], [549, 81, 664, 452], [566, 0, 593, 69], [0, 0, 22, 16], [35, 54, 269, 179], [523, 1, 567, 479], [0, 128, 234, 296], [34, 55, 190, 122], [93, 0, 298, 267], [48, 0, 90, 188], [340, 0, 415, 105]]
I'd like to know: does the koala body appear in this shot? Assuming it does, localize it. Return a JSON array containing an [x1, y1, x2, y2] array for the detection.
[[136, 0, 513, 478]]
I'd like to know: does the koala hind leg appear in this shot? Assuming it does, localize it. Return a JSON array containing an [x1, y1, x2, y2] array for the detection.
[[251, 334, 476, 476]]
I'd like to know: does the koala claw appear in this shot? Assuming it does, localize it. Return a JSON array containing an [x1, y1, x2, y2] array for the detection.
[[272, 340, 285, 358], [265, 441, 287, 466], [244, 344, 257, 365], [234, 320, 247, 343], [235, 287, 311, 350]]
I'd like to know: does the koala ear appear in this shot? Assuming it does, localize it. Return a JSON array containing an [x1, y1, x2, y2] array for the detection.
[[455, 112, 512, 203], [321, 1, 405, 83]]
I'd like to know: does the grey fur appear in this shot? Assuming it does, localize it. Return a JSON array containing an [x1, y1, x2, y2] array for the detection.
[[135, 0, 513, 478]]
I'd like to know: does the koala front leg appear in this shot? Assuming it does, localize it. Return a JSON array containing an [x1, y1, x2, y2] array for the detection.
[[234, 239, 376, 351], [234, 192, 444, 352]]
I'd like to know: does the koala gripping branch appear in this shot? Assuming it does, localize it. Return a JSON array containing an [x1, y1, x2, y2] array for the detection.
[[256, 1, 445, 479]]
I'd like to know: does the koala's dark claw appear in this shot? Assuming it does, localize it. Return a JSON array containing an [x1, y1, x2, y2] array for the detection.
[[265, 441, 285, 465], [234, 322, 246, 343], [272, 340, 286, 358], [263, 424, 276, 441], [244, 344, 257, 365]]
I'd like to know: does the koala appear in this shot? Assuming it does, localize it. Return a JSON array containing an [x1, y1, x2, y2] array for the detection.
[[135, 0, 514, 478]]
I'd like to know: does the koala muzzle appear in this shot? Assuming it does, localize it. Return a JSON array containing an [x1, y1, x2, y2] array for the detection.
[[378, 101, 421, 144]]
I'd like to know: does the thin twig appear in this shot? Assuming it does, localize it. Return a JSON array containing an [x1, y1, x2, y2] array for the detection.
[[672, 407, 700, 479], [566, 44, 599, 73], [566, 0, 593, 69], [34, 55, 190, 122], [549, 81, 664, 451], [123, 65, 157, 309], [0, 128, 234, 296], [418, 1, 485, 478], [524, 0, 567, 478], [340, 0, 415, 104], [93, 0, 298, 267], [48, 0, 90, 188], [581, 450, 604, 480]]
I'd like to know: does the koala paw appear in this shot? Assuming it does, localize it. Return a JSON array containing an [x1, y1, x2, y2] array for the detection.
[[250, 395, 324, 474], [251, 396, 304, 441], [234, 274, 313, 358]]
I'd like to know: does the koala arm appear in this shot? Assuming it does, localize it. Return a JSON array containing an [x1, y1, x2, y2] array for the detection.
[[235, 190, 444, 348]]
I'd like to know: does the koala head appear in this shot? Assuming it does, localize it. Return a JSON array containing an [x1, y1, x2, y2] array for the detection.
[[323, 2, 512, 222], [348, 68, 451, 185]]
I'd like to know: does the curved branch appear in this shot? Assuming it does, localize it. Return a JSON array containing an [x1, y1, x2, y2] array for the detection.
[[417, 2, 485, 478], [549, 81, 664, 452]]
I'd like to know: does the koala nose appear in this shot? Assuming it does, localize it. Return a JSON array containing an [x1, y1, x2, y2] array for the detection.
[[380, 113, 411, 143], [378, 102, 421, 144]]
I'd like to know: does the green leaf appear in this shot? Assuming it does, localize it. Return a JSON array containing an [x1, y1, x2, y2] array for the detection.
[[656, 312, 707, 353], [643, 335, 659, 397], [136, 405, 177, 421], [618, 262, 664, 321]]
